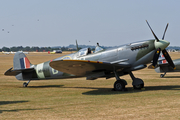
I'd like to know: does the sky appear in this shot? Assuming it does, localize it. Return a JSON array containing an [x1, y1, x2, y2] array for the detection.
[[0, 0, 180, 48]]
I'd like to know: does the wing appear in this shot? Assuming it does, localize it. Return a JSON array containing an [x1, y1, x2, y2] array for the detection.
[[49, 59, 131, 76]]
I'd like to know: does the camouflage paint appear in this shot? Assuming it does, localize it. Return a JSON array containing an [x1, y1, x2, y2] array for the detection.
[[35, 63, 45, 79], [43, 61, 51, 77], [33, 59, 74, 80], [136, 40, 155, 61]]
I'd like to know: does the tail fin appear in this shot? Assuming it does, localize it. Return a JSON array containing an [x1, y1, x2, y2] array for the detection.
[[13, 51, 33, 70], [4, 52, 34, 76]]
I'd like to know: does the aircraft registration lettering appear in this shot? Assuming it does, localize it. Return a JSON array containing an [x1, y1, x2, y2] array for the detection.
[[52, 68, 58, 74]]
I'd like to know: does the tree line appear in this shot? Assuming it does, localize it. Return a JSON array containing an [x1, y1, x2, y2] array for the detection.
[[0, 44, 114, 52], [0, 46, 77, 52]]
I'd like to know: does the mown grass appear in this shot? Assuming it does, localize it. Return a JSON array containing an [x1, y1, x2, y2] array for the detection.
[[0, 52, 180, 120]]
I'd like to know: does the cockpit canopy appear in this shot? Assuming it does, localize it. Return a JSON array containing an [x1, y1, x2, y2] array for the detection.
[[78, 48, 91, 57], [77, 43, 104, 57], [94, 46, 104, 53]]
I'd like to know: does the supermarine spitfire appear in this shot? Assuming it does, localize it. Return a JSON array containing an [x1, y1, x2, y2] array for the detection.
[[4, 21, 175, 91]]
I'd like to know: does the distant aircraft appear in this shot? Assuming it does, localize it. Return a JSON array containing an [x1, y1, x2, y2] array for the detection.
[[4, 21, 174, 91], [48, 50, 62, 54], [2, 51, 29, 55], [2, 51, 10, 55], [149, 53, 179, 78]]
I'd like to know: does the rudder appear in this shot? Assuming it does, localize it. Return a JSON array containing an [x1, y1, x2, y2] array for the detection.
[[13, 51, 32, 70]]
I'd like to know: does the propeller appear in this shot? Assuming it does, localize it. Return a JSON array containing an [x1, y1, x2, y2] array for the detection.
[[162, 49, 175, 69], [146, 20, 176, 69], [152, 48, 161, 68], [162, 23, 169, 40], [146, 20, 159, 42]]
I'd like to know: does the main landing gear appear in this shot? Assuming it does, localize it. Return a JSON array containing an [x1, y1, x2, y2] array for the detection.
[[113, 71, 144, 91], [113, 70, 127, 91], [129, 72, 144, 90], [23, 80, 31, 87], [114, 80, 127, 91]]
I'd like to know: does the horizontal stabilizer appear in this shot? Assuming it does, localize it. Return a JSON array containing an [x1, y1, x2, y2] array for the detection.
[[4, 67, 34, 76]]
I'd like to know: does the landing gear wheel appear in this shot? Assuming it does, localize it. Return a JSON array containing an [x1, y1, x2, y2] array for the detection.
[[23, 82, 28, 87], [133, 83, 144, 89], [160, 74, 164, 78], [114, 80, 125, 91]]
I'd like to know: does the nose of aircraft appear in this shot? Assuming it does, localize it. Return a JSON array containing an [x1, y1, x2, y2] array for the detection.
[[154, 39, 170, 50]]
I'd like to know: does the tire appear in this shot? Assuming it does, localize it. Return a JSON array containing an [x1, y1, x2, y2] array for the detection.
[[114, 80, 125, 91], [133, 83, 144, 89], [23, 82, 27, 87], [160, 74, 164, 78]]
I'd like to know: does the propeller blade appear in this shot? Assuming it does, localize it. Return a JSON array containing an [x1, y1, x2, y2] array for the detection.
[[146, 20, 159, 42], [162, 49, 176, 69], [162, 23, 169, 40], [76, 40, 79, 51], [148, 64, 156, 69], [152, 48, 161, 68]]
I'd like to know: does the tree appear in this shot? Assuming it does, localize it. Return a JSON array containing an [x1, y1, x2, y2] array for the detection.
[[24, 46, 31, 51], [10, 46, 18, 51], [2, 47, 10, 52]]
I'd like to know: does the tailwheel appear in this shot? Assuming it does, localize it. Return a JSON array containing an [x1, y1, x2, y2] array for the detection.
[[160, 74, 164, 78], [23, 80, 30, 87], [133, 83, 144, 89], [23, 82, 28, 87], [114, 80, 125, 91]]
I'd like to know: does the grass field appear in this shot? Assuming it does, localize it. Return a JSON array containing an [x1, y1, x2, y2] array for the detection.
[[0, 52, 180, 120]]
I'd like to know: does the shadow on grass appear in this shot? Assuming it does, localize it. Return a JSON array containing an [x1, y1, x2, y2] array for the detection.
[[162, 76, 180, 78], [0, 108, 38, 114], [0, 100, 50, 114], [26, 85, 64, 88], [0, 100, 28, 114], [145, 85, 180, 91], [0, 100, 28, 106], [63, 85, 180, 95], [63, 86, 137, 95]]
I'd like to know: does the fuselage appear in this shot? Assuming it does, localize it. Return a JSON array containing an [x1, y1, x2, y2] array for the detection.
[[27, 39, 161, 81]]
